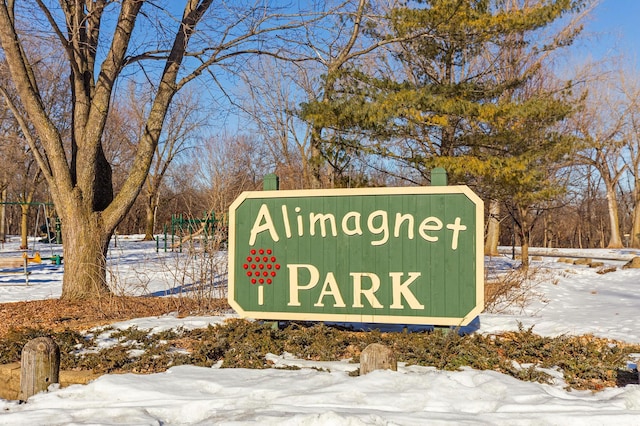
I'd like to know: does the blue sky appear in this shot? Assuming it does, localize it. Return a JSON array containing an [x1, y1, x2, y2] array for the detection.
[[582, 0, 640, 67]]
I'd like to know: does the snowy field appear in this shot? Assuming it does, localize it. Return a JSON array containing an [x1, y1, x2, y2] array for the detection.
[[1, 235, 640, 425]]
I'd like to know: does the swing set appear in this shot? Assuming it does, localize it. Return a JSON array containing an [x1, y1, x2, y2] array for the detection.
[[0, 202, 63, 285]]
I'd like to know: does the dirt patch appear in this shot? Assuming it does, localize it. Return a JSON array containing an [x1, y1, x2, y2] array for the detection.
[[0, 296, 231, 339]]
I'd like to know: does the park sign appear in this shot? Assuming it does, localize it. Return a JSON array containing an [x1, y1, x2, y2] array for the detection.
[[228, 183, 484, 326]]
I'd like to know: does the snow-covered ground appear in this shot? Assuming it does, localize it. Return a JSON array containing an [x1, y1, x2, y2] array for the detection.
[[1, 235, 639, 425]]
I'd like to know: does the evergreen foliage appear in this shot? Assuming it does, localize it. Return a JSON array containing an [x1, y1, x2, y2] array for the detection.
[[300, 0, 587, 265], [300, 0, 585, 195], [1, 319, 637, 391]]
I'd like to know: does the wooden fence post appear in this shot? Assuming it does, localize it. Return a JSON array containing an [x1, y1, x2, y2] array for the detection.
[[19, 337, 60, 401], [359, 343, 397, 375]]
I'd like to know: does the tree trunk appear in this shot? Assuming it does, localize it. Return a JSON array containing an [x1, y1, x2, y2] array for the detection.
[[143, 203, 156, 241], [519, 228, 530, 270], [143, 188, 158, 241], [308, 126, 324, 189], [632, 203, 640, 248], [484, 200, 500, 256], [60, 210, 112, 300], [20, 204, 29, 250], [516, 205, 530, 270], [631, 184, 640, 248], [604, 181, 623, 248], [0, 188, 6, 242]]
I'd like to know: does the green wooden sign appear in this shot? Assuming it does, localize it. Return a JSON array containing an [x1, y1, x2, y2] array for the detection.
[[228, 186, 484, 326]]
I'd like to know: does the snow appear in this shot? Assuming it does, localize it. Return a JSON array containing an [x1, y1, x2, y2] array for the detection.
[[1, 235, 640, 425]]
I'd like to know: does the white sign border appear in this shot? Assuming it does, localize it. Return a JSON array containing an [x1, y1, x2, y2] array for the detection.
[[228, 186, 484, 326]]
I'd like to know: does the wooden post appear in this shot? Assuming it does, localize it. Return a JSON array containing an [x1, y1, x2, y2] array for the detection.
[[19, 337, 60, 401], [263, 174, 279, 191], [431, 167, 448, 186], [359, 343, 397, 375]]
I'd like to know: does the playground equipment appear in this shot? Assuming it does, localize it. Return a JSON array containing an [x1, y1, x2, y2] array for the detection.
[[0, 250, 62, 286], [33, 203, 62, 245], [0, 252, 42, 285], [30, 203, 63, 265], [156, 211, 226, 252], [0, 201, 62, 248], [0, 202, 64, 285], [0, 252, 41, 268]]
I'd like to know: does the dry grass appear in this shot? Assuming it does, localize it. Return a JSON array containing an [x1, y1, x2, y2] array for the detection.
[[0, 296, 231, 339], [484, 266, 551, 314]]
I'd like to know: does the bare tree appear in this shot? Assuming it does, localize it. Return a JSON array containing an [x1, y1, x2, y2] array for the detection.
[[145, 92, 204, 240], [237, 57, 310, 189], [195, 133, 269, 216], [619, 69, 640, 247], [0, 1, 314, 300], [0, 51, 64, 248], [574, 76, 628, 249], [0, 101, 16, 243], [115, 85, 205, 240]]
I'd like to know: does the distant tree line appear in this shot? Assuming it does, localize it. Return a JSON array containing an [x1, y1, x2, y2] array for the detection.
[[1, 0, 638, 299]]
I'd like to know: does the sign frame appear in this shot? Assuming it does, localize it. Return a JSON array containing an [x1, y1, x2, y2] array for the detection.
[[228, 186, 484, 326]]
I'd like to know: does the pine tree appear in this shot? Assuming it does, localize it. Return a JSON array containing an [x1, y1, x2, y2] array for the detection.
[[301, 0, 588, 266]]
